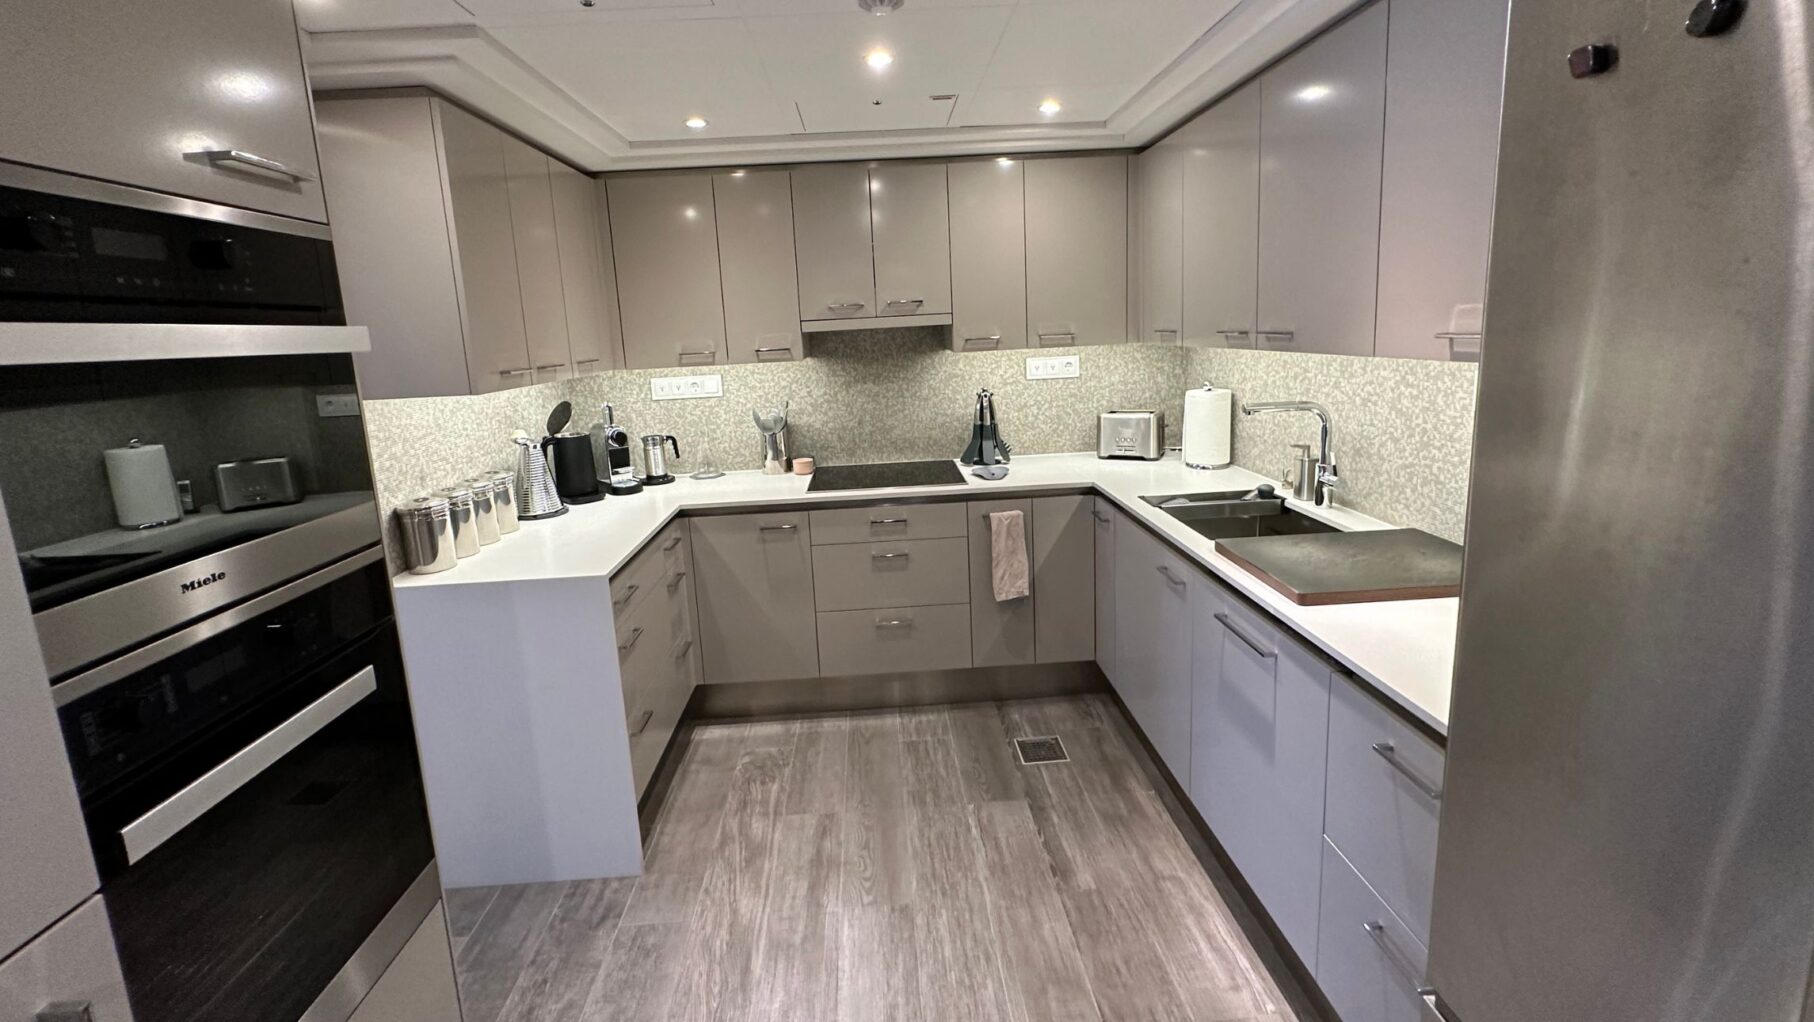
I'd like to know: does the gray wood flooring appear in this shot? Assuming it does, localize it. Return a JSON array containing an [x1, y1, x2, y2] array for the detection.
[[447, 695, 1310, 1022]]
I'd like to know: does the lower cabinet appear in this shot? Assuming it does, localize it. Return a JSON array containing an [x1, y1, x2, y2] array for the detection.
[[968, 498, 1037, 667], [1093, 498, 1119, 684], [0, 897, 132, 1022], [691, 513, 820, 684], [1032, 495, 1095, 664], [1113, 519, 1194, 782], [348, 903, 461, 1022], [613, 522, 701, 797], [1315, 840, 1432, 1022], [818, 603, 972, 676]]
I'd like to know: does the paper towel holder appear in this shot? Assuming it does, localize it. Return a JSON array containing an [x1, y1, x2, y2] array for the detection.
[[1182, 382, 1234, 471]]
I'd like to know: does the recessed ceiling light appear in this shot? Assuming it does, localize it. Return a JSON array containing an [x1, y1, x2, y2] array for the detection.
[[1295, 84, 1333, 103], [730, 169, 747, 177], [865, 48, 894, 70], [996, 157, 1014, 166], [684, 116, 708, 130], [1038, 99, 1062, 116]]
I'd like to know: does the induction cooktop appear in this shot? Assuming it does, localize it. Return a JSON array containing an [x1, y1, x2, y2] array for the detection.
[[806, 460, 968, 492]]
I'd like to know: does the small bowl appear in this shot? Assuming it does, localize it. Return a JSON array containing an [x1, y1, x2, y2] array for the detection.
[[792, 456, 816, 476]]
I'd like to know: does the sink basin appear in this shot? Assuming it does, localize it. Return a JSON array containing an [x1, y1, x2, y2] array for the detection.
[[1141, 489, 1339, 541]]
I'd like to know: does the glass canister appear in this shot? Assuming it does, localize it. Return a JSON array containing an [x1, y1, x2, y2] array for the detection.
[[465, 476, 502, 545], [396, 495, 457, 575], [434, 485, 481, 558]]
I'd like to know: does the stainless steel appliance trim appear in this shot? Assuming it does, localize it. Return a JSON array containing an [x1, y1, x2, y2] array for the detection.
[[297, 862, 442, 1022], [50, 546, 384, 707], [34, 501, 381, 679], [1363, 921, 1435, 996], [0, 158, 333, 238], [120, 666, 378, 865], [1213, 612, 1275, 660], [0, 322, 371, 366], [1370, 741, 1444, 801], [192, 148, 316, 183]]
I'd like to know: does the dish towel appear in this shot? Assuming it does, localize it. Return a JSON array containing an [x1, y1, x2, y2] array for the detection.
[[989, 509, 1031, 602]]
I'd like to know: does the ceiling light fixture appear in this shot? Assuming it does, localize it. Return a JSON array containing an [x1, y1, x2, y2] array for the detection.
[[1038, 98, 1062, 116], [684, 116, 708, 129], [866, 48, 894, 70], [857, 0, 905, 14]]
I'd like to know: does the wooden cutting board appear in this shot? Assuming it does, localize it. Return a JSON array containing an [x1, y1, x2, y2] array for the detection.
[[1214, 529, 1462, 606]]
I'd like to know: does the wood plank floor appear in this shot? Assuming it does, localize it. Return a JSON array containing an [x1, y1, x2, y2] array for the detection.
[[447, 695, 1313, 1022]]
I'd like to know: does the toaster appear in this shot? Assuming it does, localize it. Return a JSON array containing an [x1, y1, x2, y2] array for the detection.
[[214, 457, 302, 512], [1098, 410, 1166, 460]]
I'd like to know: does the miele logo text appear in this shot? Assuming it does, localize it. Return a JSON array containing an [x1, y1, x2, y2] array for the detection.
[[181, 572, 227, 594]]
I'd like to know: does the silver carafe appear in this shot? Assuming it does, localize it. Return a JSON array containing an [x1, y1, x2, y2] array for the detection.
[[640, 434, 680, 485], [512, 435, 568, 520]]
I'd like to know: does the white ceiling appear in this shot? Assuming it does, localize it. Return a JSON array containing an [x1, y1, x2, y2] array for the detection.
[[297, 0, 1364, 170]]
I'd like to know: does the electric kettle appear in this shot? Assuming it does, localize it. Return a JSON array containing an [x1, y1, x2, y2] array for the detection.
[[512, 434, 567, 520], [640, 434, 680, 485]]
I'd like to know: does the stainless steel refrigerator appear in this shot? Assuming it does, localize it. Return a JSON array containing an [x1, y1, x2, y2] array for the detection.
[[1426, 0, 1814, 1019]]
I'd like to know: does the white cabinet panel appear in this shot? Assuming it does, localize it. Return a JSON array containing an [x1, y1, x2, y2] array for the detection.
[[0, 898, 131, 1022], [550, 160, 622, 374], [607, 172, 727, 369], [502, 136, 573, 382], [714, 169, 803, 364], [948, 158, 1027, 352], [437, 102, 533, 393], [869, 162, 951, 317], [792, 163, 876, 321], [1316, 839, 1432, 1022], [1136, 140, 1184, 344], [1113, 520, 1193, 781], [347, 904, 461, 1022], [1179, 82, 1261, 350], [1256, 2, 1389, 356], [1026, 155, 1129, 347], [0, 0, 326, 221]]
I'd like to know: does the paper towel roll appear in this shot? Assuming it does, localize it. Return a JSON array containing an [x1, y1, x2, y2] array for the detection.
[[1183, 385, 1232, 470], [105, 440, 183, 528]]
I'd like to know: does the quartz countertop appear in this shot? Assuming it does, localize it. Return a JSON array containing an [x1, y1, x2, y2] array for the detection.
[[395, 452, 1457, 733]]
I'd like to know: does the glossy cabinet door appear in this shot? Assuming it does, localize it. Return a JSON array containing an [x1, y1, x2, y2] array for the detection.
[[1179, 82, 1261, 349], [1026, 155, 1130, 347], [607, 172, 728, 369], [550, 159, 622, 374], [0, 0, 326, 221], [0, 898, 132, 1022], [691, 513, 820, 684], [1092, 499, 1119, 684], [948, 157, 1027, 352], [1256, 1, 1389, 355], [1374, 0, 1507, 361], [714, 169, 803, 363], [1032, 495, 1095, 664], [1112, 520, 1193, 782], [869, 161, 951, 317], [1315, 840, 1432, 1022], [792, 163, 876, 321], [501, 136, 574, 383], [969, 499, 1036, 667], [345, 904, 461, 1022], [436, 102, 534, 393], [1135, 139, 1185, 344]]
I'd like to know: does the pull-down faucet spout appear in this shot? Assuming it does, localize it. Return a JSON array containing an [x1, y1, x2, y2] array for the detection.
[[1240, 401, 1340, 507]]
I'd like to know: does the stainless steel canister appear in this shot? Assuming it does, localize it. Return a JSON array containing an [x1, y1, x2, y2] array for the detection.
[[396, 495, 457, 575], [434, 485, 481, 558], [486, 469, 520, 534], [465, 476, 502, 545]]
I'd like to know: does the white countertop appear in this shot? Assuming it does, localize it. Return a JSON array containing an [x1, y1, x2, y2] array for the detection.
[[396, 453, 1457, 733]]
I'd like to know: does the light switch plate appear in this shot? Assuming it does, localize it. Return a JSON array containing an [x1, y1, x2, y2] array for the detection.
[[1026, 354, 1081, 380], [651, 374, 724, 401], [315, 393, 360, 418]]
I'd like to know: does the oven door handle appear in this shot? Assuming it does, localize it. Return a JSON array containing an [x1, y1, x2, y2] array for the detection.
[[119, 666, 378, 866]]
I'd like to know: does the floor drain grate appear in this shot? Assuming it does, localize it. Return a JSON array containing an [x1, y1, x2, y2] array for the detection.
[[1015, 735, 1069, 765]]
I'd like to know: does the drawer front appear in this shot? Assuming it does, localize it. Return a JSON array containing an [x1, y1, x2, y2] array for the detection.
[[817, 604, 973, 677], [629, 654, 691, 798], [809, 502, 967, 545], [1315, 838, 1431, 1022], [1326, 672, 1444, 943], [811, 537, 970, 611], [612, 521, 689, 623], [0, 896, 133, 1022], [618, 592, 677, 720]]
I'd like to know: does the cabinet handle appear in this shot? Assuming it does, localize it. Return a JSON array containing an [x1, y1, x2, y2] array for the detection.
[[1371, 741, 1444, 801], [1364, 922, 1435, 997], [828, 302, 866, 312], [662, 535, 683, 552], [754, 346, 795, 361], [576, 358, 603, 366], [1037, 331, 1076, 347], [1152, 329, 1179, 343], [1436, 332, 1483, 363], [961, 335, 1002, 351], [870, 517, 909, 526], [629, 709, 654, 737], [872, 551, 910, 560], [672, 638, 693, 659], [665, 570, 687, 591], [34, 1002, 95, 1022], [533, 363, 566, 371], [758, 523, 798, 533], [884, 298, 925, 309], [618, 626, 644, 654], [874, 617, 914, 629], [613, 583, 639, 607], [1155, 564, 1187, 589], [1256, 330, 1296, 346], [191, 148, 316, 182], [498, 367, 534, 378], [1213, 611, 1275, 660], [678, 347, 717, 365], [1091, 510, 1111, 524]]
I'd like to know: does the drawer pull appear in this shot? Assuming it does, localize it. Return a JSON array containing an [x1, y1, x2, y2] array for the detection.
[[192, 148, 316, 182], [1091, 510, 1111, 523], [961, 335, 1002, 351], [872, 551, 910, 560], [533, 362, 566, 372], [1371, 741, 1444, 801], [758, 523, 798, 533], [870, 517, 910, 526], [613, 583, 639, 608], [618, 626, 644, 654], [1213, 612, 1275, 660], [678, 347, 717, 365], [629, 709, 654, 737], [1364, 922, 1435, 996], [576, 358, 603, 366], [673, 638, 693, 659], [1036, 331, 1076, 347], [754, 345, 796, 361], [662, 535, 683, 552], [875, 618, 914, 629], [498, 367, 534, 378], [828, 302, 866, 312], [34, 1002, 95, 1022], [666, 570, 688, 591], [1156, 564, 1187, 589]]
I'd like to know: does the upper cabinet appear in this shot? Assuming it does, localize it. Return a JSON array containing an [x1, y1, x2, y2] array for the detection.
[[869, 162, 952, 318], [1374, 0, 1508, 361], [1135, 139, 1185, 345], [792, 161, 952, 330], [1256, 1, 1389, 356], [948, 158, 1028, 352], [608, 171, 727, 369], [1179, 82, 1261, 350], [550, 161, 622, 374], [1026, 155, 1131, 347], [501, 136, 575, 382], [0, 0, 326, 222], [792, 163, 876, 323], [714, 168, 804, 363]]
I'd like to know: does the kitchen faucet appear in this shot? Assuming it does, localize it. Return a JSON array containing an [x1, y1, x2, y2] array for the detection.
[[1240, 400, 1340, 507]]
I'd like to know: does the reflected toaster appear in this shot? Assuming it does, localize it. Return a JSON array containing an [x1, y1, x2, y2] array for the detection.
[[214, 457, 302, 512], [1098, 410, 1165, 460]]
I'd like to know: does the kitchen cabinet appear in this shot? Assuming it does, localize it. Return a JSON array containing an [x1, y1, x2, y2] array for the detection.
[[818, 603, 973, 677], [1190, 586, 1332, 968], [608, 171, 728, 369], [948, 157, 1027, 351], [1315, 839, 1432, 1022], [1026, 154, 1130, 347], [502, 136, 574, 381], [691, 513, 819, 684], [346, 904, 461, 1022], [1092, 498, 1119, 685], [1256, 1, 1389, 355], [791, 163, 876, 322], [969, 499, 1037, 668], [1032, 495, 1095, 663], [713, 169, 803, 363], [0, 0, 326, 222], [551, 160, 623, 374], [1179, 82, 1261, 349], [0, 898, 132, 1022], [1374, 0, 1507, 361], [868, 161, 951, 317], [1135, 139, 1184, 344], [814, 538, 970, 612], [1113, 519, 1193, 781], [614, 522, 700, 797]]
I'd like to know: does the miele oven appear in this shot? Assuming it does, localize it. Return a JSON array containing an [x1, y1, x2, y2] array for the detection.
[[0, 165, 440, 1022]]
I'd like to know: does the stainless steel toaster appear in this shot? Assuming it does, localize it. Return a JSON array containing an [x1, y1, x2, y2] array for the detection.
[[214, 457, 302, 512], [1098, 410, 1165, 460]]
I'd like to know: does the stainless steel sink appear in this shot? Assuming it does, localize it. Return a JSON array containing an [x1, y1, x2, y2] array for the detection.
[[1140, 489, 1339, 540]]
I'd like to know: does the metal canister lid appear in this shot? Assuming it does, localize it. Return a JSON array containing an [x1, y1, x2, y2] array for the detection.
[[487, 469, 516, 486], [464, 475, 496, 495], [399, 495, 451, 520], [434, 485, 475, 507]]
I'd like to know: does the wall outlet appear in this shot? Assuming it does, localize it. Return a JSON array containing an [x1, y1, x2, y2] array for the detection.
[[1025, 354, 1081, 380], [651, 373, 724, 401], [315, 393, 361, 418]]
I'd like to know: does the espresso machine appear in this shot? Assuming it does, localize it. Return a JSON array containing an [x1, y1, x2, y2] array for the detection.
[[590, 403, 641, 496]]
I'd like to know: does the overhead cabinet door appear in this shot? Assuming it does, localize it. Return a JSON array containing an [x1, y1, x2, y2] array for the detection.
[[1180, 82, 1261, 349], [608, 172, 728, 369], [714, 168, 804, 363], [948, 158, 1027, 351], [1136, 140, 1184, 344], [869, 162, 951, 317], [550, 159, 622, 373], [502, 136, 574, 382], [1256, 1, 1389, 356], [1026, 155, 1130, 347], [792, 163, 877, 321], [436, 102, 534, 393]]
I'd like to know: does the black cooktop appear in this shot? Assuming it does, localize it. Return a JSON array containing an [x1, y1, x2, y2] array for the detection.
[[807, 460, 968, 492]]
